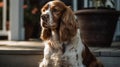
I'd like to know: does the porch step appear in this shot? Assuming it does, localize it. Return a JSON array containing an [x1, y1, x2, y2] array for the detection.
[[0, 41, 120, 67], [0, 53, 43, 67], [0, 46, 43, 67], [0, 50, 120, 67], [0, 41, 44, 67]]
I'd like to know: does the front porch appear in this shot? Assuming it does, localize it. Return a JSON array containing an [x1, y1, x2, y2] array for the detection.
[[0, 0, 120, 67], [0, 41, 120, 67]]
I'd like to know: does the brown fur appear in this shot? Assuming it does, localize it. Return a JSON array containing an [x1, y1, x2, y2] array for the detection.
[[40, 1, 104, 67], [59, 6, 77, 42], [40, 28, 51, 40], [40, 1, 77, 42], [82, 44, 104, 67]]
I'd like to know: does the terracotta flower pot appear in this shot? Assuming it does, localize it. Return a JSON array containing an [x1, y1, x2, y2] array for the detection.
[[75, 9, 120, 47]]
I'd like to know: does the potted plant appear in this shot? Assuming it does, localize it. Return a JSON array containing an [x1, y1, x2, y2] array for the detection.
[[75, 0, 120, 47]]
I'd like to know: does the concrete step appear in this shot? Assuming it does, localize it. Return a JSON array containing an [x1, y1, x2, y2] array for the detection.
[[0, 41, 120, 67], [98, 57, 120, 67], [0, 41, 44, 67], [0, 50, 120, 67], [0, 54, 43, 67]]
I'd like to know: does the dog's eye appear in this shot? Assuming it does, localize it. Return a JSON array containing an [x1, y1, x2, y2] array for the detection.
[[52, 7, 60, 12], [52, 8, 59, 12]]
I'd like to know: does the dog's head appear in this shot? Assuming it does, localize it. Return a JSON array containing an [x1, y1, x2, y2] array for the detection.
[[40, 1, 77, 42]]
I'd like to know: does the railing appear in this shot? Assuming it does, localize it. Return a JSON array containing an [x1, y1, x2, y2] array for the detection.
[[0, 0, 8, 36]]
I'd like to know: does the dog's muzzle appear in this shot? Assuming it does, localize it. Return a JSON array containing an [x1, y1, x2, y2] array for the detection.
[[41, 14, 49, 22]]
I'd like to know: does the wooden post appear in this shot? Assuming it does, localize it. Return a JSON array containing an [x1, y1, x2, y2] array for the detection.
[[8, 0, 24, 40], [3, 0, 7, 32], [73, 0, 78, 11]]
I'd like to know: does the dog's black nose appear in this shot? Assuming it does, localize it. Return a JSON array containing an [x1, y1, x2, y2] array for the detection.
[[41, 14, 49, 21]]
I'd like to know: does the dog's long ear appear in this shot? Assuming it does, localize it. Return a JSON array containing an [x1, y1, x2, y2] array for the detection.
[[59, 6, 77, 42], [40, 19, 51, 40], [40, 28, 51, 40]]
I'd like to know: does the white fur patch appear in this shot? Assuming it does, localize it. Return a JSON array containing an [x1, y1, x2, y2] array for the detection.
[[42, 2, 53, 24], [39, 29, 85, 67], [62, 29, 85, 67]]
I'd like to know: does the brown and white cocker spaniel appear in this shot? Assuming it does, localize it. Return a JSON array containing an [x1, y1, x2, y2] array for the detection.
[[39, 0, 103, 67]]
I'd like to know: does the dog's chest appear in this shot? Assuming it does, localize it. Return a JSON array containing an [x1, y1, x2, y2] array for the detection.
[[61, 44, 85, 67]]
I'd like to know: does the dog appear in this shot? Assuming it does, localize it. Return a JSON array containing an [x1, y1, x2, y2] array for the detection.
[[39, 1, 104, 67]]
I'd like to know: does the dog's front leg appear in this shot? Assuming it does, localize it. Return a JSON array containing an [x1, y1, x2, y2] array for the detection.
[[39, 44, 52, 67], [39, 57, 50, 67]]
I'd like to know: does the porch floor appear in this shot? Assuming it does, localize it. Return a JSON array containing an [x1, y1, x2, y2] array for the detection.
[[0, 40, 120, 67]]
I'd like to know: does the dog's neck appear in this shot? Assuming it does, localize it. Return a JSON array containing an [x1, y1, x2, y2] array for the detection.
[[51, 29, 59, 41], [50, 28, 70, 45]]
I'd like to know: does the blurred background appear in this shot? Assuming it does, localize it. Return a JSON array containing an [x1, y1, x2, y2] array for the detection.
[[0, 0, 84, 41], [0, 0, 120, 41]]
